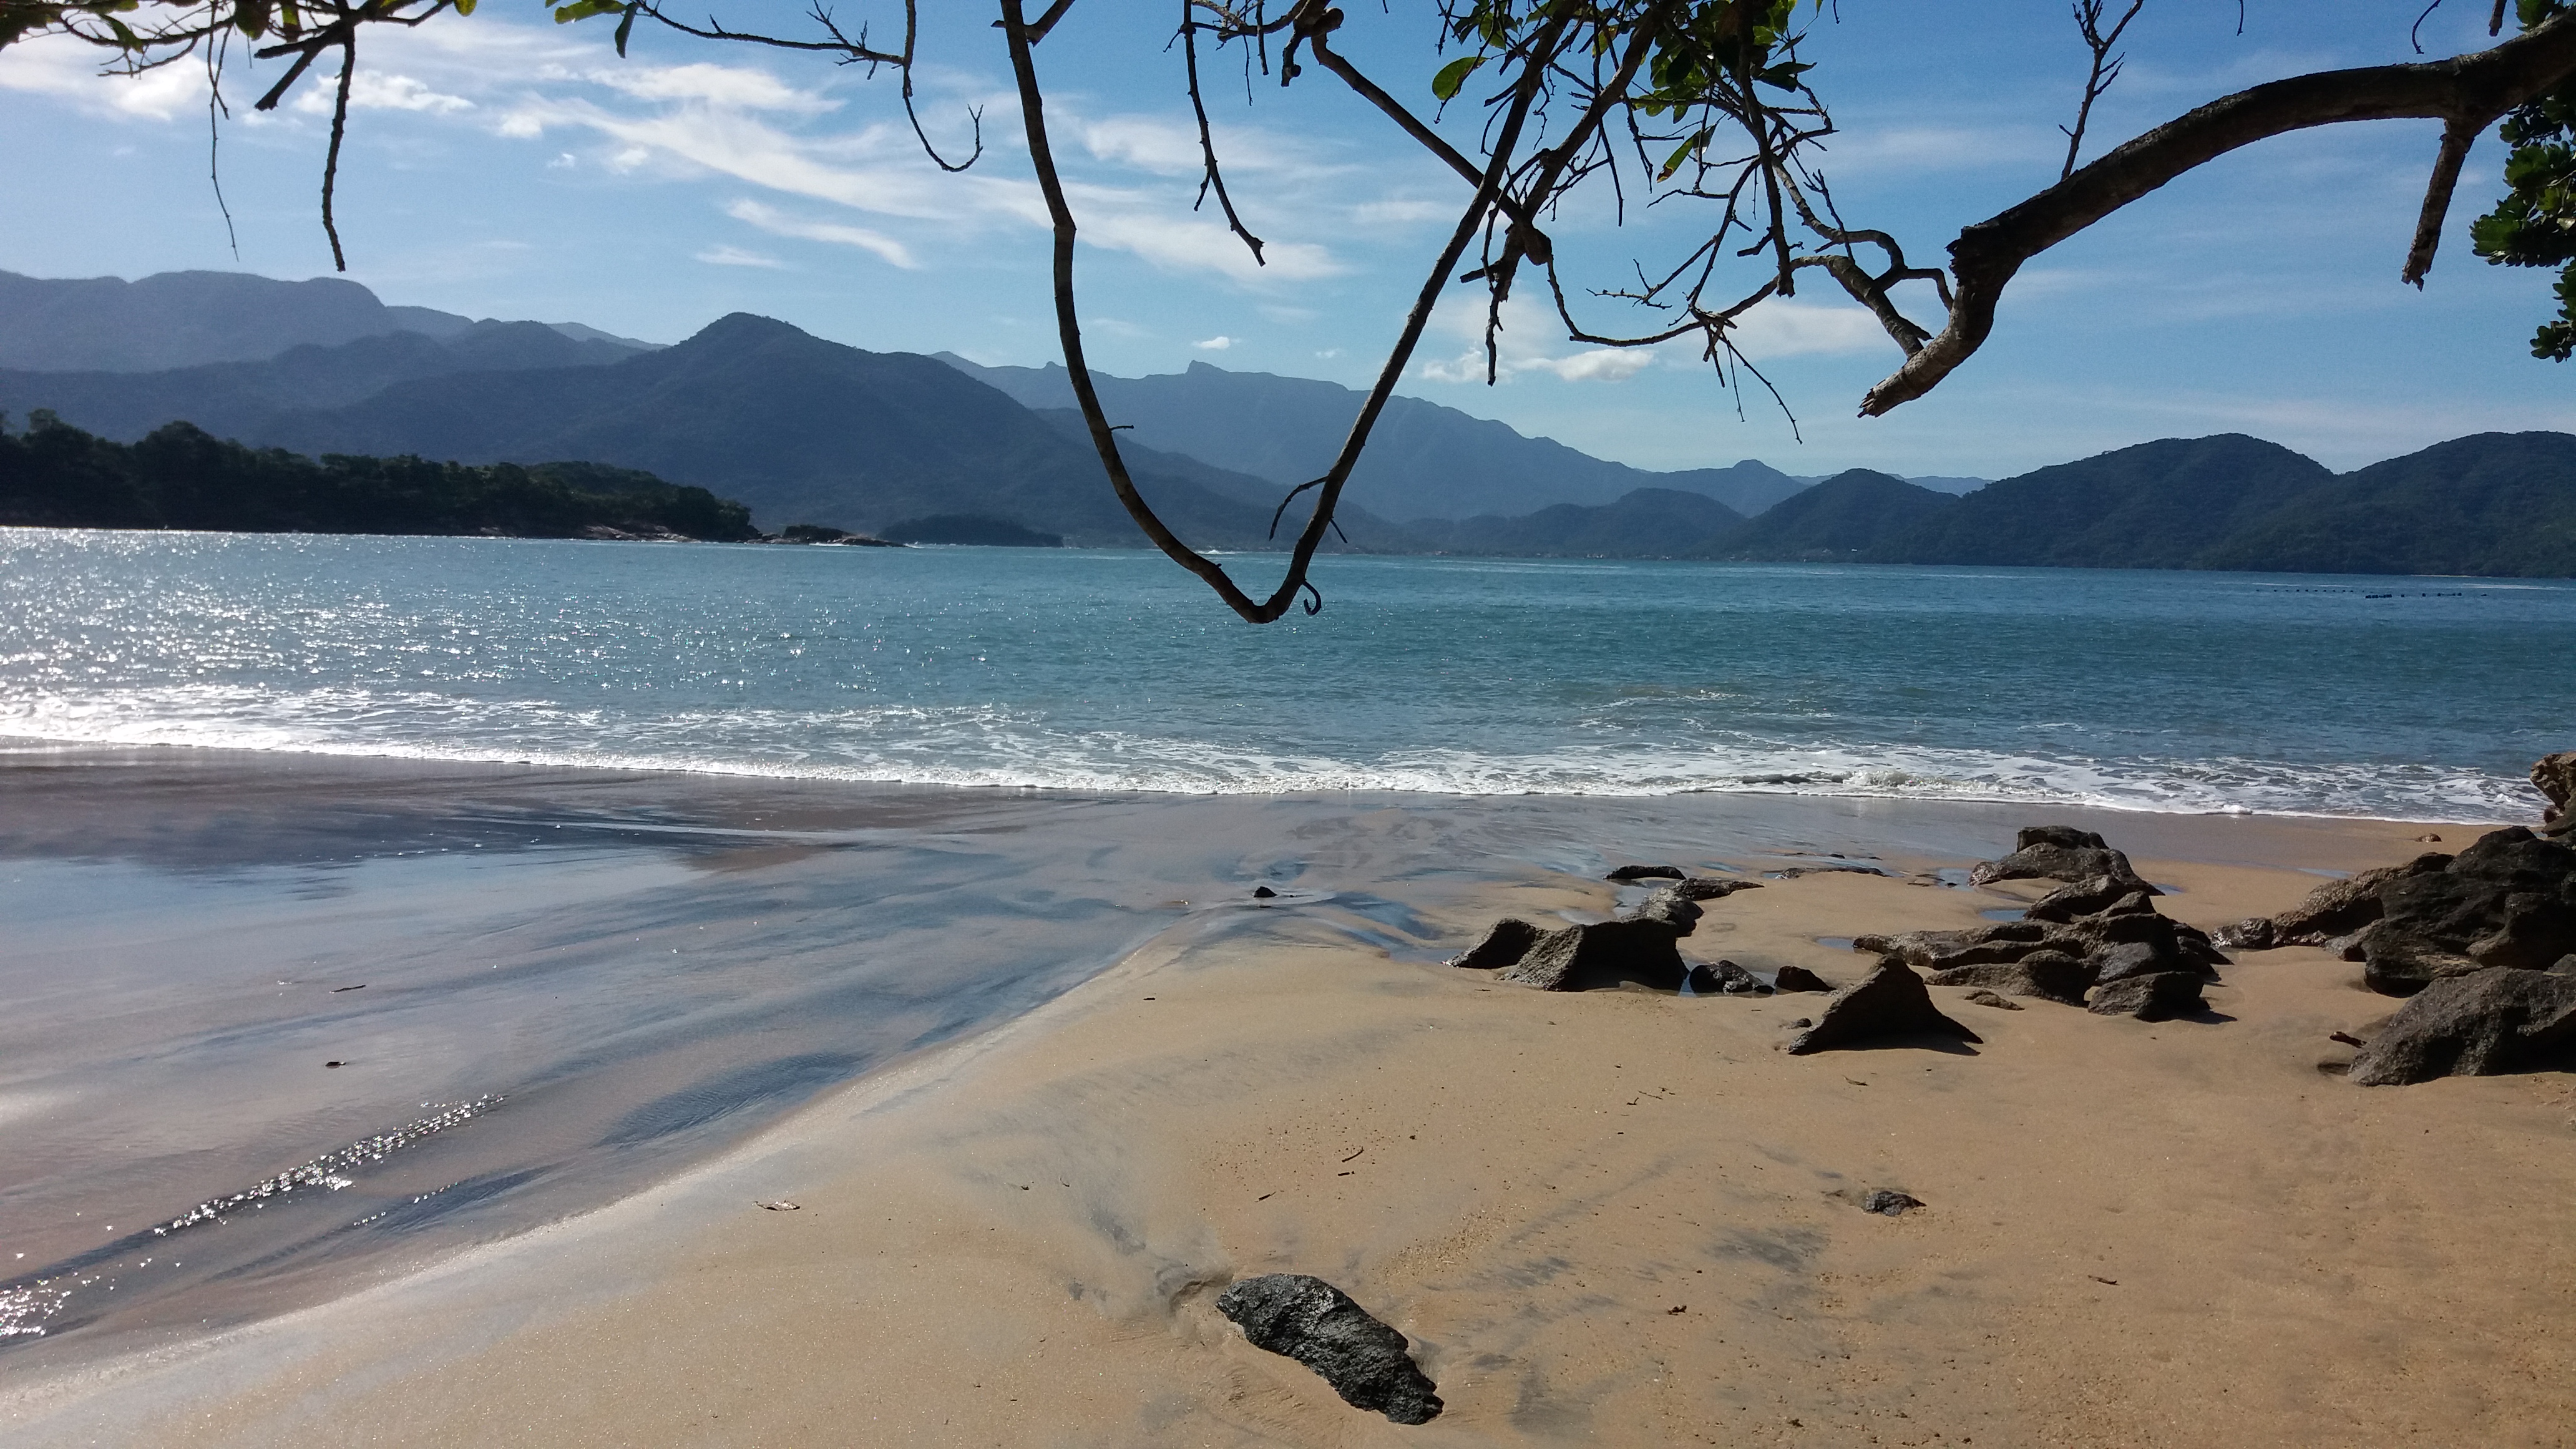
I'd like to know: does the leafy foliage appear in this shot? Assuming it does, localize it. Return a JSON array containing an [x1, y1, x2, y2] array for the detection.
[[0, 409, 758, 539], [2474, 1, 2576, 358]]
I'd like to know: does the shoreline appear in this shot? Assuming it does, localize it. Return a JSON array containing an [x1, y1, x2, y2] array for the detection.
[[9, 743, 2567, 1445], [0, 731, 2539, 826]]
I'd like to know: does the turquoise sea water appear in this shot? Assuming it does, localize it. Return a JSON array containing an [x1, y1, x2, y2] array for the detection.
[[2, 529, 2570, 818]]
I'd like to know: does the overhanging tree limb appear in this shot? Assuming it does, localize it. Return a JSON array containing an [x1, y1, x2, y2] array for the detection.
[[1861, 12, 2576, 416]]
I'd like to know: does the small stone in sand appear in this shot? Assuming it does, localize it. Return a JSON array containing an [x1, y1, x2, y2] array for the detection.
[[1963, 988, 2022, 1010], [1861, 1189, 1924, 1216], [1772, 964, 1833, 993], [1216, 1274, 1442, 1425]]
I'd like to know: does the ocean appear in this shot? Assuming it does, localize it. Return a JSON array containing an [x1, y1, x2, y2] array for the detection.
[[2, 530, 2570, 1361], [2, 529, 2569, 817]]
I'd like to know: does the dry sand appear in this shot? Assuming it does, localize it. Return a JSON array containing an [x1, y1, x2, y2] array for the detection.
[[6, 809, 2573, 1448]]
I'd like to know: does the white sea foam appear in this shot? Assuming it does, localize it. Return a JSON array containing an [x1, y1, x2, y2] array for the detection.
[[0, 683, 2537, 820]]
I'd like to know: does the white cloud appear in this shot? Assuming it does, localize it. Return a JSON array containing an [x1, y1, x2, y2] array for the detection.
[[592, 61, 838, 114], [1726, 299, 1892, 359], [1417, 293, 1661, 385], [726, 197, 915, 269], [0, 34, 208, 120], [1193, 334, 1234, 350], [696, 243, 786, 269], [292, 71, 473, 115]]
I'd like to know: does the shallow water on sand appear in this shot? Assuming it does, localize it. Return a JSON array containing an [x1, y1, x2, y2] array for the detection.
[[2, 745, 2427, 1365]]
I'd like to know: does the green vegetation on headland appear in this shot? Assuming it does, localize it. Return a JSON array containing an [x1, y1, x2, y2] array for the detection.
[[0, 411, 759, 542], [1686, 433, 2576, 578]]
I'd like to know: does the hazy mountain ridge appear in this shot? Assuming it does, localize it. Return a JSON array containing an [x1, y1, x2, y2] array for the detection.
[[0, 268, 656, 373], [938, 354, 1818, 519], [0, 323, 647, 444], [208, 314, 1408, 552]]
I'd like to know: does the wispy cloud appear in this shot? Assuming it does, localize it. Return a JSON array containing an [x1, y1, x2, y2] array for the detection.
[[726, 197, 915, 268], [1193, 334, 1234, 350], [695, 243, 786, 269]]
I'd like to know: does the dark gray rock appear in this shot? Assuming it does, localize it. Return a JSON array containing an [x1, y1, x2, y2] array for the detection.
[[1216, 1274, 1442, 1425], [2360, 828, 2576, 995], [1860, 1189, 1924, 1216], [1924, 952, 2091, 1006], [1859, 911, 2222, 981], [1606, 864, 1686, 882], [1961, 988, 2022, 1010], [1785, 961, 1982, 1055], [2212, 852, 2452, 950], [2086, 971, 2205, 1021], [2088, 939, 2180, 987], [1498, 919, 1689, 991], [1687, 958, 1770, 995], [1772, 964, 1834, 993], [2024, 873, 2165, 922], [1447, 918, 1541, 970], [1674, 876, 1763, 900], [1969, 826, 2147, 889], [2347, 966, 2576, 1086], [1629, 888, 1705, 932], [1252, 885, 1279, 899]]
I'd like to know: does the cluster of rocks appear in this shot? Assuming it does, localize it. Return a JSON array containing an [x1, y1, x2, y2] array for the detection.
[[2212, 758, 2576, 1086], [1855, 826, 2226, 1021], [1447, 869, 1762, 992]]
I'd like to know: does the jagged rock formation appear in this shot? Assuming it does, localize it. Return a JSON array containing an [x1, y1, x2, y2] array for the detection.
[[1967, 826, 2153, 890], [2347, 965, 2576, 1086], [1784, 961, 1981, 1054]]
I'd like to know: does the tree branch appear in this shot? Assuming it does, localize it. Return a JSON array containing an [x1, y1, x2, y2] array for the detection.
[[1861, 14, 2576, 416], [2404, 118, 2477, 286], [1001, 0, 1569, 621]]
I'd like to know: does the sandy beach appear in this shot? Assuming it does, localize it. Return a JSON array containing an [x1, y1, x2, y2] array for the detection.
[[4, 752, 2569, 1447]]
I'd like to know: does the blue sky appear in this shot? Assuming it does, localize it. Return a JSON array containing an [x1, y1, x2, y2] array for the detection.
[[2, 0, 2569, 479]]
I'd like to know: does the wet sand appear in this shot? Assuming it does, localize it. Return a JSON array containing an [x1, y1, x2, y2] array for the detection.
[[5, 749, 2572, 1445]]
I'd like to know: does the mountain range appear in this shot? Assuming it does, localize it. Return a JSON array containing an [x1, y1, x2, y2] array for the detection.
[[4, 268, 2573, 577], [0, 268, 653, 373]]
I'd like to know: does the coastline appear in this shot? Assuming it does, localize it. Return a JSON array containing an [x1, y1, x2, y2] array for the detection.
[[6, 744, 2569, 1445]]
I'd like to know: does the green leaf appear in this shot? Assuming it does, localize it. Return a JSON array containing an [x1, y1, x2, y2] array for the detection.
[[613, 0, 638, 56], [1431, 54, 1485, 102], [1658, 129, 1710, 182], [453, 0, 476, 14]]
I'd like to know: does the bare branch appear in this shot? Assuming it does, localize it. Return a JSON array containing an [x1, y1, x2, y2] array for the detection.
[[2061, 0, 2147, 180], [321, 32, 354, 271], [1000, 0, 1571, 622], [1180, 0, 1262, 264]]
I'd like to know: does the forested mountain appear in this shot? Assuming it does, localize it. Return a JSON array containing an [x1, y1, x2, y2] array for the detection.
[[0, 268, 652, 373], [0, 412, 754, 540], [1870, 435, 2335, 568], [1694, 471, 1956, 560], [225, 314, 1408, 550], [939, 354, 1813, 519], [2195, 432, 2576, 577], [1405, 488, 1743, 557], [1689, 432, 2576, 577]]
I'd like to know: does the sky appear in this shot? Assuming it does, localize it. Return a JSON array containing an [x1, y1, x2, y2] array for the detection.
[[2, 0, 2570, 480]]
